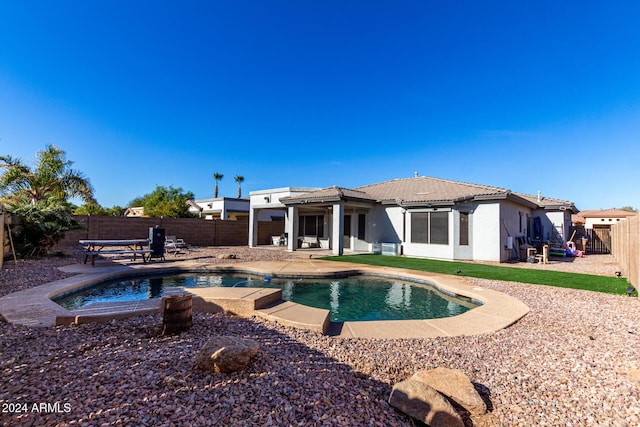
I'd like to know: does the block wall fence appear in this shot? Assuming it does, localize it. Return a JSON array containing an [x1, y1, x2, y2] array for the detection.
[[59, 215, 284, 248], [611, 214, 639, 293]]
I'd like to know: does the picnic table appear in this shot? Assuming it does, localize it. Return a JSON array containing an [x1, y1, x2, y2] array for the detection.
[[79, 239, 153, 266]]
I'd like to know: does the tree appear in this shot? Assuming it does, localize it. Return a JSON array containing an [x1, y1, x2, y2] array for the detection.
[[0, 144, 95, 257], [0, 144, 95, 205], [234, 175, 244, 198], [74, 202, 125, 216], [619, 206, 638, 212], [9, 200, 83, 257], [213, 172, 223, 198], [132, 185, 195, 218]]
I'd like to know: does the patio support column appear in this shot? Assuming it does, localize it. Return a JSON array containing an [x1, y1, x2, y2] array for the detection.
[[286, 206, 298, 252], [332, 202, 344, 256], [248, 207, 258, 247]]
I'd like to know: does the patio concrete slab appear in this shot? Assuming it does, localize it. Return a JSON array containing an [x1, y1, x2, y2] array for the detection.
[[0, 259, 530, 338]]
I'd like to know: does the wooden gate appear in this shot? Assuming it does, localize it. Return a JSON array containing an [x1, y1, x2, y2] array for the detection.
[[587, 227, 611, 254]]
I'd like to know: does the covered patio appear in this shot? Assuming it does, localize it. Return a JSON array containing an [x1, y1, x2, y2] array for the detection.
[[248, 187, 377, 255]]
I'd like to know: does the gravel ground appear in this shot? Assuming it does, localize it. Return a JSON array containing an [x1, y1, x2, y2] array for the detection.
[[1, 247, 639, 426]]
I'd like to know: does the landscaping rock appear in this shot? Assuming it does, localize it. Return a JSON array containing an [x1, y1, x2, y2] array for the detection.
[[389, 379, 464, 427], [471, 412, 503, 427], [217, 253, 237, 259], [412, 367, 487, 416], [194, 336, 259, 373]]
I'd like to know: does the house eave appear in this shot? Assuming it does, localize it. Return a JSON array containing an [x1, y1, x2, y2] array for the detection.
[[282, 195, 376, 206], [541, 204, 578, 213]]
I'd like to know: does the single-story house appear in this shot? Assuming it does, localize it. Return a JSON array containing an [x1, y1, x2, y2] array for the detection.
[[123, 206, 145, 217], [189, 197, 285, 221], [572, 208, 636, 230], [248, 176, 577, 262]]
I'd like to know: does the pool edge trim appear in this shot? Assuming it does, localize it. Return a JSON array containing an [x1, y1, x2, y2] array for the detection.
[[0, 259, 530, 338]]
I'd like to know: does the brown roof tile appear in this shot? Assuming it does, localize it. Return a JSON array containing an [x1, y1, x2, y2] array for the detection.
[[280, 186, 375, 204], [575, 208, 637, 219], [280, 176, 576, 210], [355, 176, 509, 204], [514, 193, 576, 210]]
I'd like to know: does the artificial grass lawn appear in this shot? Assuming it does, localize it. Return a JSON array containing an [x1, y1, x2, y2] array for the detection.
[[320, 254, 636, 296]]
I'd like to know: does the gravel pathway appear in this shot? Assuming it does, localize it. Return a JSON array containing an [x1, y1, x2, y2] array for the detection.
[[1, 247, 639, 426]]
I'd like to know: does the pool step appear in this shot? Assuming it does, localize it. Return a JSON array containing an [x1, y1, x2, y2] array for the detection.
[[55, 287, 331, 335], [187, 287, 331, 334], [255, 301, 331, 334], [186, 287, 283, 317]]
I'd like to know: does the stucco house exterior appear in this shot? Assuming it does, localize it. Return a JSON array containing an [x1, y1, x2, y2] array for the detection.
[[572, 208, 636, 230], [189, 197, 284, 221], [248, 176, 577, 262]]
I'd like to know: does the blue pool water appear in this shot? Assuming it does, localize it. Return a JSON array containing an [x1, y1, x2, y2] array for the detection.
[[54, 274, 476, 322]]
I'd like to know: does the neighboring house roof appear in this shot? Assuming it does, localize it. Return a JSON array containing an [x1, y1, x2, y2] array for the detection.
[[123, 206, 145, 217], [189, 197, 249, 213], [280, 176, 576, 211], [572, 208, 637, 223]]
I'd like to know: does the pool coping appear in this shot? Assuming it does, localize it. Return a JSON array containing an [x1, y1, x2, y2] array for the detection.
[[0, 258, 530, 338]]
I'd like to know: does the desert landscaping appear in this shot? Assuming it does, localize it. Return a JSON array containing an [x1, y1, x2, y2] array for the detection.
[[1, 247, 639, 426]]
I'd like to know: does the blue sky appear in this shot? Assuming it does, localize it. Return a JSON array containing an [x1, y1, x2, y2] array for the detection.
[[1, 1, 639, 210]]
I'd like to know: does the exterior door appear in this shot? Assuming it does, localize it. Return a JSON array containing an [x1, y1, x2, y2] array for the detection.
[[354, 213, 368, 250]]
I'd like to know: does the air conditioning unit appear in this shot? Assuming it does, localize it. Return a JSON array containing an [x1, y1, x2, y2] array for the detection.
[[381, 242, 400, 256]]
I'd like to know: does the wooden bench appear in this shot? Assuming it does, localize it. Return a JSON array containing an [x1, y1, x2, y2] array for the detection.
[[84, 249, 154, 266]]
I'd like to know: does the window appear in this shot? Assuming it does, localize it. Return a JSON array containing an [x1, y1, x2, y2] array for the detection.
[[411, 213, 429, 243], [459, 212, 469, 246], [358, 214, 366, 240], [410, 211, 449, 245], [430, 212, 448, 244], [298, 215, 324, 236]]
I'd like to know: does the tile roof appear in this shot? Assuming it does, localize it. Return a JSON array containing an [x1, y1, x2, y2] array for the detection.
[[354, 176, 509, 204], [514, 193, 576, 210], [280, 176, 576, 210], [574, 208, 637, 219], [280, 186, 375, 204]]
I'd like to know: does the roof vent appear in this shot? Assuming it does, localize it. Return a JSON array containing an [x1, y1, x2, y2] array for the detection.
[[537, 191, 542, 202]]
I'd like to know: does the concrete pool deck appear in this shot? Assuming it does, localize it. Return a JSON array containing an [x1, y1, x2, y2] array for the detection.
[[0, 258, 530, 338]]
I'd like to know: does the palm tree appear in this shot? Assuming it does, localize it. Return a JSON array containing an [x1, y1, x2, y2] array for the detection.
[[0, 144, 95, 205], [213, 172, 223, 198], [234, 175, 244, 198]]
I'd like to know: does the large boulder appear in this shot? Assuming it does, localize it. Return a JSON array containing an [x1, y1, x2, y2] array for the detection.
[[194, 336, 259, 373], [389, 379, 464, 427], [412, 367, 487, 416]]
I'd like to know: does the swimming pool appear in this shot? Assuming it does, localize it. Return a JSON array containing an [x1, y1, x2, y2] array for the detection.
[[54, 273, 477, 322]]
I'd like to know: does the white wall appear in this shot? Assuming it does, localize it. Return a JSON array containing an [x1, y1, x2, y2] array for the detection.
[[533, 209, 569, 241], [249, 187, 321, 209], [369, 203, 506, 262], [500, 201, 532, 261], [402, 209, 454, 260], [368, 206, 403, 244], [472, 203, 502, 261], [585, 216, 628, 229]]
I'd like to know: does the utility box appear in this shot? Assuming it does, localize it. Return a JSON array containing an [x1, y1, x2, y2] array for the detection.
[[381, 242, 400, 256], [149, 227, 165, 259]]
